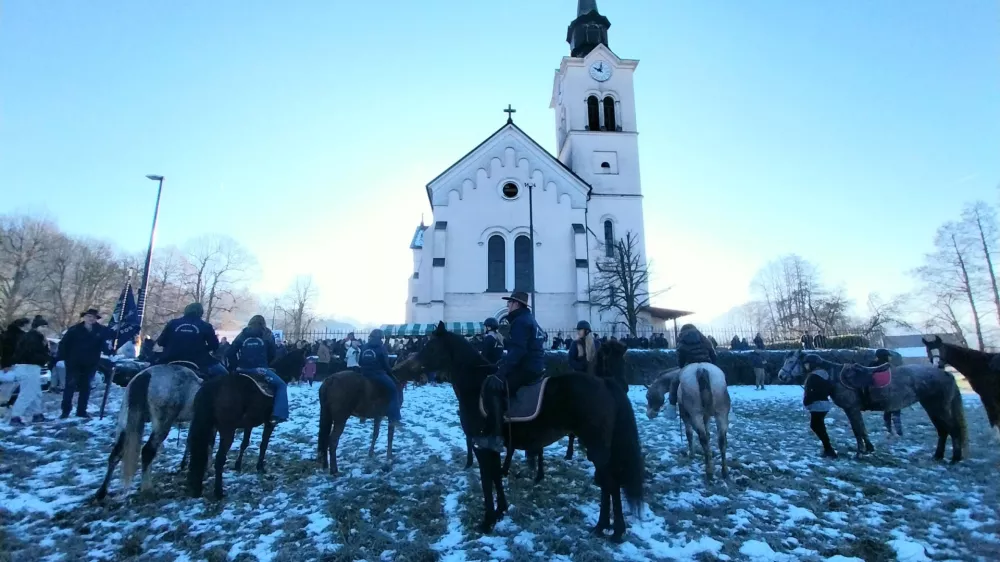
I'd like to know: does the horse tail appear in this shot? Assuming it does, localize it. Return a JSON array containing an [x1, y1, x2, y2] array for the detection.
[[696, 367, 714, 414], [120, 371, 151, 490], [317, 383, 332, 462], [952, 383, 969, 455], [606, 378, 644, 515], [186, 380, 217, 496]]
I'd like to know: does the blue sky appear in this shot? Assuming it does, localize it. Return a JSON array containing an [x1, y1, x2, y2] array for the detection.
[[2, 1, 998, 325]]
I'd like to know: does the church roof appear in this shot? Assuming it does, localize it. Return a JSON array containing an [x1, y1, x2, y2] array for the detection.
[[409, 224, 428, 249], [424, 121, 592, 208]]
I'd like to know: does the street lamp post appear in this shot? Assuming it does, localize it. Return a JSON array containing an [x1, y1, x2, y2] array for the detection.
[[137, 175, 165, 336], [526, 181, 536, 311]]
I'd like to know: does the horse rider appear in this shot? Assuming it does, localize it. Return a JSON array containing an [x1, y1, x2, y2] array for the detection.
[[567, 320, 600, 377], [359, 329, 402, 426], [226, 315, 288, 425], [800, 353, 838, 458], [869, 348, 902, 437], [155, 303, 228, 378], [670, 324, 718, 407], [481, 291, 545, 452], [480, 317, 504, 365]]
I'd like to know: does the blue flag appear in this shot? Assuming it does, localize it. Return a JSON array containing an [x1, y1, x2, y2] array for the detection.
[[109, 282, 141, 351]]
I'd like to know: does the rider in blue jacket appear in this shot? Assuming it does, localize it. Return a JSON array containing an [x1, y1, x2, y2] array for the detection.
[[359, 329, 401, 425], [227, 315, 287, 424], [156, 302, 227, 378], [480, 291, 545, 451], [480, 317, 504, 365]]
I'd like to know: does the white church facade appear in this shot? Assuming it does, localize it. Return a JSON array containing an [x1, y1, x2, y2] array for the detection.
[[405, 1, 678, 335]]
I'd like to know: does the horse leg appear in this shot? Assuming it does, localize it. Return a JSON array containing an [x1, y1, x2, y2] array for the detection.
[[491, 454, 508, 521], [844, 408, 872, 458], [534, 450, 544, 484], [610, 480, 627, 543], [716, 411, 730, 480], [96, 432, 126, 501], [385, 421, 395, 469], [464, 437, 474, 469], [140, 420, 174, 493], [565, 434, 575, 460], [369, 417, 382, 458], [256, 423, 274, 473], [234, 428, 252, 472], [329, 421, 347, 476], [692, 415, 713, 482], [473, 448, 499, 533], [501, 443, 515, 478], [214, 428, 237, 499], [179, 439, 190, 473], [683, 415, 695, 458], [593, 468, 612, 536]]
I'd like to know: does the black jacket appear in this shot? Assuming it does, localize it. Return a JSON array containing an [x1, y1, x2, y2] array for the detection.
[[676, 327, 717, 368], [227, 327, 276, 371], [1, 326, 22, 369], [156, 314, 220, 366], [59, 322, 109, 370], [480, 332, 504, 364], [14, 330, 51, 367]]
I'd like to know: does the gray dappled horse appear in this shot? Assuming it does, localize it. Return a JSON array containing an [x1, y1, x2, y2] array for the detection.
[[645, 364, 731, 482], [779, 350, 967, 462], [96, 363, 202, 500]]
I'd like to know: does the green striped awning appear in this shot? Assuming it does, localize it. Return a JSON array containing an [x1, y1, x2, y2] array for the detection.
[[380, 322, 485, 337]]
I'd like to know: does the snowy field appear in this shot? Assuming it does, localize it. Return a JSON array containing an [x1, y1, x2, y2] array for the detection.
[[1, 383, 999, 562]]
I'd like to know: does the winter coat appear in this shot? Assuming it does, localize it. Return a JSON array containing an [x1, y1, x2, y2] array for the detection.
[[317, 343, 331, 364], [1, 326, 23, 369], [750, 352, 765, 369], [480, 332, 504, 364], [13, 330, 51, 367], [676, 326, 717, 368], [156, 314, 220, 366], [753, 334, 765, 350], [359, 342, 391, 376], [345, 342, 361, 368], [497, 306, 545, 380], [227, 326, 277, 371], [59, 322, 109, 371], [568, 333, 601, 375], [803, 369, 833, 412]]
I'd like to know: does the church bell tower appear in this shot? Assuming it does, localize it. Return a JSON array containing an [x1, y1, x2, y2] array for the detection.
[[567, 0, 611, 58]]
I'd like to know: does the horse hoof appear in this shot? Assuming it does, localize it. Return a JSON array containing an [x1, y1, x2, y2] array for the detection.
[[463, 462, 473, 470], [478, 520, 496, 534], [257, 465, 266, 474], [591, 525, 607, 537], [234, 463, 242, 472], [933, 454, 945, 462], [608, 532, 625, 544], [368, 450, 375, 458], [564, 453, 573, 460], [330, 470, 340, 477], [721, 469, 729, 480], [533, 476, 544, 485], [380, 463, 392, 473], [95, 489, 108, 502], [213, 490, 224, 500]]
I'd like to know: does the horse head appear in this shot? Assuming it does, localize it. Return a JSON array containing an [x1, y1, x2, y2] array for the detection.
[[391, 352, 426, 385], [644, 369, 678, 419], [777, 350, 804, 383], [596, 339, 628, 381], [922, 335, 945, 367]]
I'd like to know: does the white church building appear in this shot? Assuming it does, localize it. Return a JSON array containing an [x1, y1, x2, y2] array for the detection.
[[404, 1, 685, 335]]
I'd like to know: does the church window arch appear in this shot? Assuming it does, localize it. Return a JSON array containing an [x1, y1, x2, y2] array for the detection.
[[513, 235, 534, 292], [604, 219, 616, 258], [586, 96, 600, 131], [603, 96, 617, 131], [487, 235, 506, 292]]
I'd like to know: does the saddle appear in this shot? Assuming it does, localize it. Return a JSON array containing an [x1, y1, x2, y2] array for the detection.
[[168, 360, 203, 379], [235, 369, 275, 398], [478, 377, 551, 423], [840, 363, 892, 392]]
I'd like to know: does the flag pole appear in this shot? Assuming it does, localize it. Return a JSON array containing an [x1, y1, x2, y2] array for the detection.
[[100, 269, 133, 420]]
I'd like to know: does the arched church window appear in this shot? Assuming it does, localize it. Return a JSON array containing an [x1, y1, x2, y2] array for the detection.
[[514, 235, 534, 292], [603, 96, 616, 131], [487, 235, 506, 292], [586, 96, 600, 131], [604, 220, 615, 258]]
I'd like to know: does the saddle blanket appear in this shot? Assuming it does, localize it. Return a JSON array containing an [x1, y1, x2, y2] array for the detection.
[[841, 366, 892, 391], [236, 369, 275, 398], [479, 377, 551, 423]]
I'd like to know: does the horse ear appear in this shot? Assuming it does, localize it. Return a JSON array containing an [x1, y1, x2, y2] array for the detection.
[[643, 383, 650, 389], [435, 321, 447, 335], [934, 335, 942, 344]]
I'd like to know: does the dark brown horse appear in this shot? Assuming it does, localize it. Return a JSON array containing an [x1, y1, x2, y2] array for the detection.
[[317, 358, 416, 475], [923, 336, 1000, 437], [187, 373, 275, 499], [412, 322, 643, 542]]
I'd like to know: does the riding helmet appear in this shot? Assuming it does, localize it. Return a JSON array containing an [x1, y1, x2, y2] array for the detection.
[[484, 317, 499, 330], [576, 320, 592, 332]]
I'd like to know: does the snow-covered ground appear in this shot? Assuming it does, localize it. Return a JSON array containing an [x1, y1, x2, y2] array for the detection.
[[1, 383, 998, 561]]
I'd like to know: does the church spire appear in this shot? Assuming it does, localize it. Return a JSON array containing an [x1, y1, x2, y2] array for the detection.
[[566, 0, 610, 58]]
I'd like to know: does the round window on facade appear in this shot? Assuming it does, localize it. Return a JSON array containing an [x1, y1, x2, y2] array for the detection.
[[502, 182, 519, 199]]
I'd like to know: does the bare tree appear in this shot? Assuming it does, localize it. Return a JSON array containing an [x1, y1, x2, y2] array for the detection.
[[0, 215, 60, 324], [590, 231, 664, 336], [750, 254, 857, 339], [961, 201, 1000, 327], [283, 276, 318, 340], [41, 237, 124, 331], [915, 221, 985, 350], [182, 235, 256, 322], [860, 293, 913, 342], [922, 291, 968, 346]]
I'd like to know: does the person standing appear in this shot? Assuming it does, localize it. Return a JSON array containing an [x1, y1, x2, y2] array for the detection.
[[752, 349, 767, 390], [57, 309, 109, 419], [316, 340, 331, 376], [8, 316, 51, 424], [345, 338, 361, 372], [753, 333, 765, 351]]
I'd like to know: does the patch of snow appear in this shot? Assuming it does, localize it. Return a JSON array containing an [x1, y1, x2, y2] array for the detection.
[[889, 537, 931, 561]]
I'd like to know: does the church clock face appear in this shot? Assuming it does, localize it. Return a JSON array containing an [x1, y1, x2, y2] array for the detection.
[[589, 60, 612, 82]]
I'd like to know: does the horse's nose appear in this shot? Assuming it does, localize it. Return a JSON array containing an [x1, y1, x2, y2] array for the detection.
[[645, 408, 657, 420]]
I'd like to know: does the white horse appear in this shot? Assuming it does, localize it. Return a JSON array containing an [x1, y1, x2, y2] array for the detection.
[[646, 363, 731, 482]]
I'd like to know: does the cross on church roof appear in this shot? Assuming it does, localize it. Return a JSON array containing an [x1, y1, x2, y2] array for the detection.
[[503, 104, 516, 124]]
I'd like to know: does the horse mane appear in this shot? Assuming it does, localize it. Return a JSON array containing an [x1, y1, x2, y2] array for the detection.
[[431, 328, 493, 376], [937, 340, 994, 374], [649, 369, 678, 397]]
